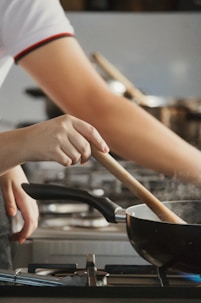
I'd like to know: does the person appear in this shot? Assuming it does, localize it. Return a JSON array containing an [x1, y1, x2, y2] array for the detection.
[[0, 0, 201, 268], [0, 0, 111, 268]]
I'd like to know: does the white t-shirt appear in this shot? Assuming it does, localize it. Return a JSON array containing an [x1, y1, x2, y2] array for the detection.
[[0, 0, 75, 87]]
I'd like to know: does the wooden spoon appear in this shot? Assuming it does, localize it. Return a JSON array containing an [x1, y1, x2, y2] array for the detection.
[[91, 145, 186, 224]]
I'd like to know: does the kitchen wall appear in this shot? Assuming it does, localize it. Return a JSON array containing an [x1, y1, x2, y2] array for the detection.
[[0, 12, 201, 129]]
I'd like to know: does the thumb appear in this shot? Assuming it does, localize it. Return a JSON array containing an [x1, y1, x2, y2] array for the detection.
[[3, 193, 17, 217]]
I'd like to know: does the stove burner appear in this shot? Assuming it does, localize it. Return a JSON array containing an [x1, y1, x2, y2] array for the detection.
[[38, 202, 89, 215], [1, 254, 201, 301], [40, 210, 109, 229], [28, 254, 108, 287], [26, 254, 201, 288]]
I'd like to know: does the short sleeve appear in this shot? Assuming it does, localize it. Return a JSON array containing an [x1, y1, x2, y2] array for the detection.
[[1, 0, 75, 60]]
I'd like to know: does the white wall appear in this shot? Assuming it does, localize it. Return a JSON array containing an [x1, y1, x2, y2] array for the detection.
[[69, 12, 201, 97], [0, 12, 201, 129]]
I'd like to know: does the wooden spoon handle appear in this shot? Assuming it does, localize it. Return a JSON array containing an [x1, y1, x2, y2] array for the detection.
[[91, 146, 186, 224]]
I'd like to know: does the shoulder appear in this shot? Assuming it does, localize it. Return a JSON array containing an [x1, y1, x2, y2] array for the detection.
[[1, 0, 74, 58]]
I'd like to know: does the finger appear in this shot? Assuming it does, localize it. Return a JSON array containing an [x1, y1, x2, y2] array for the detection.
[[57, 130, 87, 165], [66, 133, 91, 164], [11, 231, 22, 243], [11, 232, 28, 244], [54, 147, 74, 166], [11, 215, 38, 244], [6, 203, 17, 217], [13, 197, 39, 243], [72, 119, 109, 153], [1, 188, 17, 217], [60, 143, 83, 165]]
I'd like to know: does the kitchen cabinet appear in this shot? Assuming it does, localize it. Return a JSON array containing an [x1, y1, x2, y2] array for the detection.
[[60, 0, 85, 10], [60, 0, 201, 11]]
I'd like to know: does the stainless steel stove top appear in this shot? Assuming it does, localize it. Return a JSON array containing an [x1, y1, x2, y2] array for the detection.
[[1, 254, 201, 302]]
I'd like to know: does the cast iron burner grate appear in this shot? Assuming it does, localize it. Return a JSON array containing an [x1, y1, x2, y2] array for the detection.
[[1, 254, 201, 301], [27, 254, 201, 288]]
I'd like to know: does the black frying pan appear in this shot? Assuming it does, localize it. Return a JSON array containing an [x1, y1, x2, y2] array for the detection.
[[22, 183, 201, 274]]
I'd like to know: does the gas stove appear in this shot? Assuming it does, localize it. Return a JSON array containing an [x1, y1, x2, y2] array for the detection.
[[9, 158, 201, 301], [1, 254, 201, 302], [12, 158, 201, 270]]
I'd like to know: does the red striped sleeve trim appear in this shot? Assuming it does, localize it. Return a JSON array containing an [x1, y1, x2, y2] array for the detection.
[[14, 32, 75, 63]]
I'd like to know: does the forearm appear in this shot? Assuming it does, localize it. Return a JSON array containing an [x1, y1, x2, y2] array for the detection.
[[62, 85, 201, 185], [19, 37, 201, 186], [88, 94, 201, 185], [0, 129, 27, 175]]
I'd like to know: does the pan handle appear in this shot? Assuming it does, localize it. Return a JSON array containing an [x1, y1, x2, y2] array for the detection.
[[21, 183, 124, 223]]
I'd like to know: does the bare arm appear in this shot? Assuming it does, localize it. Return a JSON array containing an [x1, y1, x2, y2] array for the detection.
[[0, 114, 109, 175], [18, 37, 201, 186], [0, 114, 108, 243]]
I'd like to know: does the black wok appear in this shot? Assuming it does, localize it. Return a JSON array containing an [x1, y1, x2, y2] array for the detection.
[[22, 183, 201, 274]]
